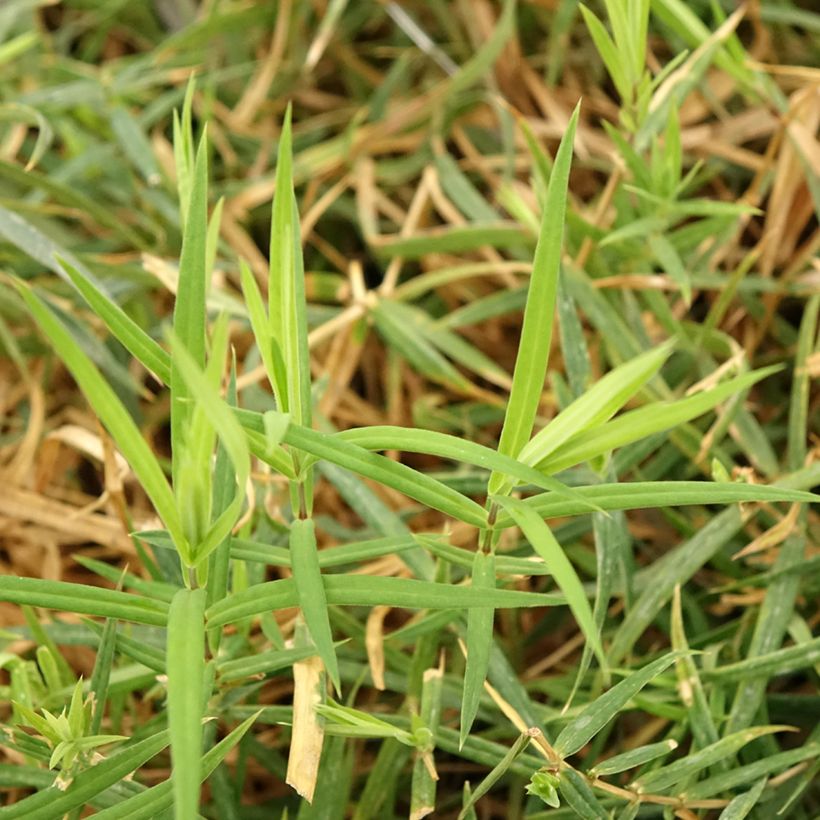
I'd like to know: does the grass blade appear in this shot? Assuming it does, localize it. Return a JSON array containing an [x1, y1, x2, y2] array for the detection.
[[270, 106, 312, 428], [15, 281, 187, 555], [167, 588, 206, 819], [290, 519, 341, 694], [488, 103, 579, 495], [460, 550, 495, 748], [169, 333, 250, 567], [717, 777, 768, 820], [589, 739, 678, 776], [57, 255, 171, 384], [494, 480, 816, 527], [557, 767, 608, 818], [236, 409, 488, 528], [633, 727, 791, 793], [537, 366, 782, 473], [0, 576, 169, 627], [518, 340, 674, 466], [171, 129, 209, 490], [337, 426, 600, 510], [0, 731, 170, 819], [205, 576, 561, 627], [91, 714, 258, 820], [554, 653, 680, 758], [493, 495, 606, 671]]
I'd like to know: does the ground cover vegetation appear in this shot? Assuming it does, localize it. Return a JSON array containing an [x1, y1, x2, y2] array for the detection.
[[0, 0, 818, 817]]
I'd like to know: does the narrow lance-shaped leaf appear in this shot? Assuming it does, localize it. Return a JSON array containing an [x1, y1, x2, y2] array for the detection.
[[171, 128, 209, 491], [205, 576, 561, 628], [448, 0, 517, 96], [460, 550, 495, 748], [537, 366, 782, 474], [557, 768, 608, 819], [207, 359, 238, 626], [173, 76, 196, 226], [88, 614, 118, 736], [588, 739, 678, 776], [235, 408, 488, 528], [632, 726, 791, 793], [671, 586, 720, 751], [488, 103, 580, 496], [554, 652, 681, 758], [718, 778, 768, 820], [290, 518, 340, 694], [686, 744, 820, 801], [337, 425, 601, 512], [166, 588, 206, 820], [518, 340, 674, 467], [0, 730, 171, 820], [91, 714, 258, 820], [458, 731, 535, 820], [169, 330, 251, 569], [0, 576, 169, 626], [239, 258, 288, 409], [14, 282, 188, 558], [270, 105, 312, 431], [56, 255, 171, 384], [493, 494, 606, 672]]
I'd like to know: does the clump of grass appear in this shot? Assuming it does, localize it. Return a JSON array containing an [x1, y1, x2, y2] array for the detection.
[[0, 1, 818, 818]]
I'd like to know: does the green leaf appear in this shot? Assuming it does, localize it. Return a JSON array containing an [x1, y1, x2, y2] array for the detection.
[[525, 770, 561, 808], [536, 366, 783, 473], [580, 5, 629, 99], [416, 534, 551, 577], [633, 727, 791, 793], [494, 480, 816, 527], [373, 223, 530, 258], [519, 340, 674, 467], [460, 550, 495, 748], [217, 644, 321, 683], [169, 333, 250, 567], [57, 256, 171, 384], [337, 425, 601, 511], [493, 495, 606, 671], [589, 739, 678, 776], [270, 105, 312, 429], [649, 233, 692, 303], [14, 282, 188, 557], [206, 576, 561, 628], [372, 300, 472, 390], [489, 103, 579, 495], [290, 519, 340, 694], [0, 577, 169, 627], [239, 258, 287, 409], [236, 409, 488, 528], [557, 768, 608, 819], [171, 128, 209, 489], [91, 713, 258, 820], [702, 636, 820, 683], [448, 0, 517, 95], [166, 588, 206, 820], [457, 732, 534, 819], [554, 653, 680, 758], [110, 104, 162, 186], [686, 744, 820, 800], [88, 615, 118, 736], [718, 778, 768, 820], [0, 730, 169, 819]]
